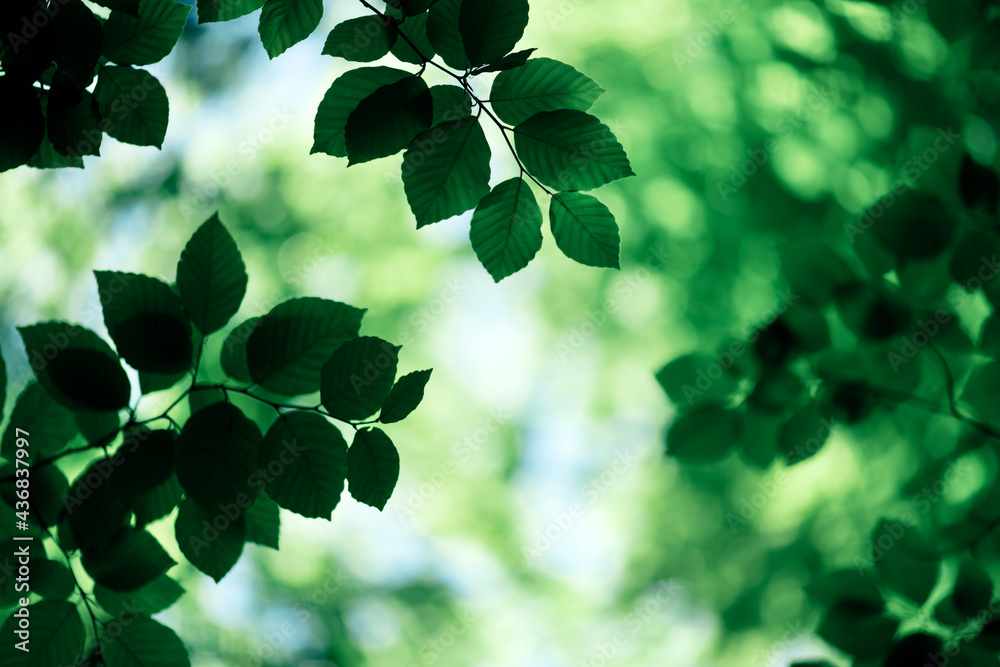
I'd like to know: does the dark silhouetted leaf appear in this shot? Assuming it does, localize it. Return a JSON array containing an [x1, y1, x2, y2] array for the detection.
[[176, 213, 248, 334], [470, 177, 543, 281], [82, 528, 176, 591], [430, 84, 473, 126], [345, 76, 433, 165], [347, 427, 399, 510], [18, 322, 131, 412], [258, 412, 347, 519], [102, 0, 191, 66], [0, 601, 84, 666], [427, 0, 469, 69], [323, 15, 397, 62], [952, 561, 993, 617], [402, 115, 492, 227], [0, 80, 45, 173], [657, 353, 739, 408], [477, 48, 536, 73], [133, 474, 183, 527], [389, 10, 434, 64], [94, 574, 184, 616], [959, 153, 1000, 212], [175, 497, 245, 582], [491, 58, 604, 125], [321, 337, 400, 421], [46, 87, 102, 157], [197, 0, 265, 23], [175, 402, 261, 511], [666, 406, 742, 462], [313, 67, 410, 157], [872, 519, 939, 605], [94, 65, 170, 148], [114, 429, 176, 498], [817, 601, 898, 658], [1, 382, 77, 459], [245, 493, 280, 549], [459, 0, 529, 67], [220, 317, 259, 383], [779, 403, 833, 465], [245, 298, 366, 395], [867, 192, 956, 260], [380, 369, 432, 423], [32, 558, 75, 600], [102, 615, 191, 667]]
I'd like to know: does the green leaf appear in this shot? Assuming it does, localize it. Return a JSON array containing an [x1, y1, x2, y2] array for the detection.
[[258, 0, 323, 58], [1, 382, 78, 459], [102, 616, 191, 667], [817, 601, 898, 658], [0, 601, 84, 666], [66, 461, 132, 553], [779, 403, 833, 465], [476, 48, 535, 73], [51, 0, 104, 87], [430, 84, 473, 126], [960, 361, 1000, 421], [514, 110, 633, 191], [459, 0, 529, 67], [258, 412, 347, 519], [245, 298, 366, 395], [0, 462, 69, 528], [197, 0, 265, 23], [345, 76, 433, 165], [312, 67, 410, 157], [490, 58, 604, 125], [347, 427, 400, 511], [549, 192, 620, 269], [94, 271, 194, 374], [871, 519, 939, 605], [94, 574, 185, 616], [102, 0, 191, 66], [666, 405, 742, 462], [402, 115, 492, 227], [866, 191, 957, 261], [427, 0, 469, 69], [805, 569, 885, 609], [470, 178, 543, 281], [32, 558, 75, 600], [175, 402, 262, 510], [139, 370, 187, 394], [75, 410, 120, 447], [175, 497, 245, 582], [245, 493, 280, 549], [778, 237, 860, 305], [389, 10, 434, 64], [133, 474, 183, 527], [380, 369, 432, 423], [656, 353, 739, 408], [0, 81, 45, 173], [321, 337, 401, 421], [323, 16, 397, 62], [46, 88, 102, 157], [952, 561, 993, 616], [94, 66, 170, 148], [82, 528, 176, 592], [176, 213, 248, 335], [18, 322, 131, 412], [220, 317, 259, 383], [114, 429, 176, 498], [26, 120, 84, 170]]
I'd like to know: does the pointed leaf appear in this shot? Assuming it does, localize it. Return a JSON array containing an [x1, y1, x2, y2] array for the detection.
[[245, 493, 281, 549], [258, 0, 323, 58], [490, 57, 604, 125], [0, 601, 84, 666], [427, 0, 469, 69], [322, 15, 397, 62], [312, 67, 410, 157], [430, 84, 473, 126], [102, 615, 191, 667], [258, 412, 347, 519], [471, 177, 543, 281], [245, 298, 366, 395], [1, 382, 77, 459], [82, 528, 176, 592], [380, 369, 432, 423], [389, 11, 434, 64], [133, 474, 183, 527], [94, 574, 184, 616], [549, 192, 620, 269], [0, 78, 44, 173], [197, 0, 265, 23], [347, 427, 399, 510], [345, 76, 433, 165], [514, 110, 633, 191], [94, 66, 169, 148], [459, 0, 529, 67], [220, 317, 259, 383], [102, 0, 191, 66], [176, 213, 248, 334], [321, 337, 400, 421], [402, 115, 491, 227], [175, 497, 245, 582]]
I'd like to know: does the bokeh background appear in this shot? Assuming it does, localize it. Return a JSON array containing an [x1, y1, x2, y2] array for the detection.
[[1, 0, 996, 664]]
